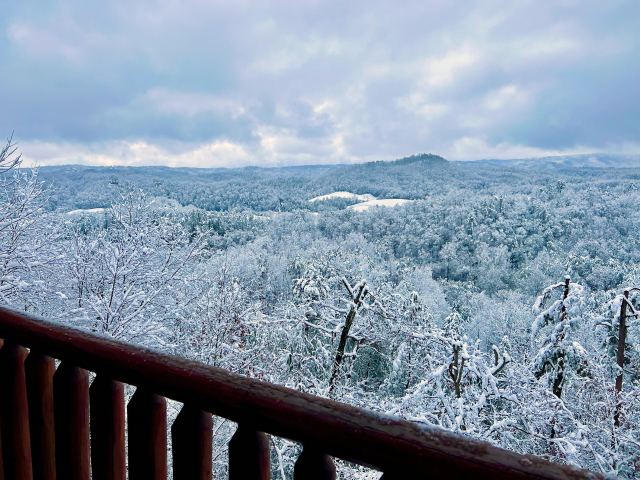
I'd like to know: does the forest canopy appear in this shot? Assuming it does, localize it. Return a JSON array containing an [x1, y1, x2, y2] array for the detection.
[[7, 143, 640, 478]]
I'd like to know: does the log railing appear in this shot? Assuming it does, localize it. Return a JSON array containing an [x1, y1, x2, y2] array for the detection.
[[0, 306, 604, 480]]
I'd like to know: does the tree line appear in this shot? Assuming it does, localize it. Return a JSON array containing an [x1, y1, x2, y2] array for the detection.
[[3, 137, 640, 478]]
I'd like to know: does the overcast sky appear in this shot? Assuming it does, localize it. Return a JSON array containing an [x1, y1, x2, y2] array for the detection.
[[2, 0, 638, 167]]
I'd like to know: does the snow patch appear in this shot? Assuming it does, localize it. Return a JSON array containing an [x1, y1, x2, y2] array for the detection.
[[348, 199, 412, 211], [308, 191, 376, 203], [67, 208, 105, 215]]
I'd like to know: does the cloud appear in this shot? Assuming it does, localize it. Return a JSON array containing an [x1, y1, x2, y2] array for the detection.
[[136, 89, 246, 118], [1, 0, 638, 166], [417, 46, 480, 87], [7, 23, 84, 61], [447, 136, 589, 161], [249, 35, 350, 76], [21, 140, 255, 168], [482, 85, 532, 112]]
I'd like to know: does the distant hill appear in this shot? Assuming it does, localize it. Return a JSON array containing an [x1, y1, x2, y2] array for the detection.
[[369, 153, 449, 167], [457, 153, 640, 170], [26, 151, 640, 213], [30, 153, 450, 212]]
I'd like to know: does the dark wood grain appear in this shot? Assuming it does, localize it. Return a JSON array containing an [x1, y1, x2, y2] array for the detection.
[[127, 388, 167, 480], [0, 339, 3, 480], [0, 418, 3, 480], [294, 447, 336, 480], [25, 352, 56, 480], [229, 424, 270, 480], [0, 342, 33, 480], [90, 376, 126, 480], [53, 362, 90, 480], [0, 306, 603, 480], [172, 405, 213, 480]]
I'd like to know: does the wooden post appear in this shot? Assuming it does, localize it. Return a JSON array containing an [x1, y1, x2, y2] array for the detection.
[[171, 405, 213, 480], [90, 376, 126, 480], [294, 447, 336, 480], [0, 339, 3, 480], [0, 420, 3, 480], [229, 424, 270, 480], [0, 342, 33, 480], [127, 388, 167, 480], [0, 414, 3, 480], [25, 352, 56, 480], [53, 362, 90, 480]]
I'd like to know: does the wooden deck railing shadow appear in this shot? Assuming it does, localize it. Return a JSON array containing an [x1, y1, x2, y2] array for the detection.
[[0, 305, 606, 480]]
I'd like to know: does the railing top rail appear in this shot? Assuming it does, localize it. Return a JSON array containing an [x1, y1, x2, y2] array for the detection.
[[0, 306, 604, 480]]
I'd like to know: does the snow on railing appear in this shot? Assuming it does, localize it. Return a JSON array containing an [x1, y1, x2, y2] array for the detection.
[[0, 305, 607, 479]]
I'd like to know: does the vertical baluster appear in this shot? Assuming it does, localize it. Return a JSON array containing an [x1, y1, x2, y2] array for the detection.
[[0, 421, 3, 480], [228, 424, 270, 480], [25, 352, 56, 480], [0, 342, 33, 480], [0, 339, 3, 480], [90, 376, 126, 480], [171, 405, 213, 480], [294, 447, 336, 480], [127, 388, 167, 480], [53, 362, 90, 480]]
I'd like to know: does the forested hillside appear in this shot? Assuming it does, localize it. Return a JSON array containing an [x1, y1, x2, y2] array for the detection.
[[38, 153, 454, 211], [8, 144, 640, 478]]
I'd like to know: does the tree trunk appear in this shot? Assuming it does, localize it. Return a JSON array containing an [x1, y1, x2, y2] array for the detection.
[[552, 276, 571, 400], [328, 282, 367, 396], [328, 308, 356, 396], [614, 289, 628, 427], [550, 276, 571, 447]]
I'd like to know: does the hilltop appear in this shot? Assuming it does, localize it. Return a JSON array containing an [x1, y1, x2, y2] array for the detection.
[[34, 153, 451, 212], [30, 152, 640, 213]]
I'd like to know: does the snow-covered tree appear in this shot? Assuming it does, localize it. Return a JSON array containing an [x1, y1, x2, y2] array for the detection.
[[0, 136, 59, 308], [172, 252, 260, 372], [532, 276, 590, 399], [597, 287, 640, 388], [61, 191, 204, 346], [328, 277, 370, 395]]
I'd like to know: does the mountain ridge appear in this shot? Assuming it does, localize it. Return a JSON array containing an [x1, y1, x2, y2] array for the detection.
[[458, 153, 640, 170]]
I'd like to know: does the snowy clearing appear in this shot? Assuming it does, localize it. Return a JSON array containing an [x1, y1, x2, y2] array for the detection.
[[67, 208, 105, 215], [308, 191, 376, 202], [348, 199, 412, 211]]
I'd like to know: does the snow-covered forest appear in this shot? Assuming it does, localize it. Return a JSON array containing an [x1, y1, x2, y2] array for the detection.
[[5, 139, 640, 478]]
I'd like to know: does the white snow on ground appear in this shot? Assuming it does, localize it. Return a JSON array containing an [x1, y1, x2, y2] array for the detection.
[[67, 208, 105, 215], [348, 199, 412, 211], [308, 191, 376, 202]]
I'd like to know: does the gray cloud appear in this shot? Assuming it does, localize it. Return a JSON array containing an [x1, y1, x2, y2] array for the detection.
[[2, 0, 638, 166]]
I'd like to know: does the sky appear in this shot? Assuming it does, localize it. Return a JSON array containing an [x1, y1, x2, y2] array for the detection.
[[1, 0, 638, 168]]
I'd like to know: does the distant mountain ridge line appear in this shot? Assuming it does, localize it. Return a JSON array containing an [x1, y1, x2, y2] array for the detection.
[[23, 150, 640, 214], [22, 152, 640, 173], [28, 152, 448, 173], [456, 153, 640, 170]]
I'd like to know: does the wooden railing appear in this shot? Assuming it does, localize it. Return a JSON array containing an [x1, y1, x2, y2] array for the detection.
[[0, 306, 604, 480]]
